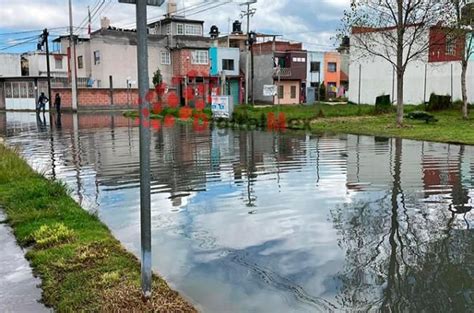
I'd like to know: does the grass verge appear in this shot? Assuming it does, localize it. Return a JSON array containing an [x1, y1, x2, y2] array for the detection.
[[125, 104, 473, 145], [0, 144, 196, 312]]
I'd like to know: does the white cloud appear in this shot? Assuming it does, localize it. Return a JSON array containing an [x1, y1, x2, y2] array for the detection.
[[0, 0, 349, 51]]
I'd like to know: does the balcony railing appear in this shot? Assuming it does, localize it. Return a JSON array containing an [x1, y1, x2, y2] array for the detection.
[[273, 67, 292, 78]]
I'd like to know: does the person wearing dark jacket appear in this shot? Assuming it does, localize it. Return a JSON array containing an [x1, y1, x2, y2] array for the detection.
[[37, 92, 49, 113], [54, 93, 61, 114]]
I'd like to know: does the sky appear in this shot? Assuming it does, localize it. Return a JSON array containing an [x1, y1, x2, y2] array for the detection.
[[0, 0, 350, 53]]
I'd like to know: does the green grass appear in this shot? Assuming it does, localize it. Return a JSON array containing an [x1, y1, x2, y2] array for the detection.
[[0, 145, 196, 312], [309, 109, 474, 145], [123, 103, 474, 145]]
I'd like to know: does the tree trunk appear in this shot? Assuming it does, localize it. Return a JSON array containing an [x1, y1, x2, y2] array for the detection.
[[396, 69, 404, 126], [461, 61, 469, 120], [396, 0, 404, 127]]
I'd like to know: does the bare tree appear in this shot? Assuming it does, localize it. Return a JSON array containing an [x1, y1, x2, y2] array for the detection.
[[344, 0, 452, 126], [449, 1, 474, 120]]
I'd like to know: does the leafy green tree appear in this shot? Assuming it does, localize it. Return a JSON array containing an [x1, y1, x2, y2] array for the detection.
[[152, 68, 163, 86]]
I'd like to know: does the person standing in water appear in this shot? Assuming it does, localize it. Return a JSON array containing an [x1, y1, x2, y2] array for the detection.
[[54, 93, 61, 114], [37, 92, 49, 113]]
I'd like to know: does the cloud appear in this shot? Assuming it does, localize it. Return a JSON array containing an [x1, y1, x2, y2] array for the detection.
[[0, 0, 350, 51]]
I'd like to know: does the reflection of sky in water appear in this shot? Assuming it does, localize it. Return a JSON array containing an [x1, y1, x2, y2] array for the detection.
[[1, 112, 472, 312]]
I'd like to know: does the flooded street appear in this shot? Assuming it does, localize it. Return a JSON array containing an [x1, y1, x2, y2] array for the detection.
[[1, 111, 473, 312]]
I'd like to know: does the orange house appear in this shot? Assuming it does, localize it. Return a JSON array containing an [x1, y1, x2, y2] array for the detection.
[[323, 52, 348, 98]]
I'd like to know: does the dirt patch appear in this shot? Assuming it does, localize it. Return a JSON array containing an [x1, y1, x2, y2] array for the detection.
[[101, 280, 197, 313]]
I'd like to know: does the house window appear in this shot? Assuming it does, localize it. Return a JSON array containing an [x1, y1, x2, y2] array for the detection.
[[310, 61, 320, 72], [291, 86, 296, 99], [94, 50, 100, 65], [328, 62, 337, 72], [55, 58, 62, 69], [177, 24, 184, 35], [446, 34, 456, 56], [222, 59, 234, 71], [278, 85, 284, 99], [292, 57, 306, 63], [77, 56, 83, 69], [185, 24, 202, 36], [191, 50, 208, 64], [161, 51, 171, 65]]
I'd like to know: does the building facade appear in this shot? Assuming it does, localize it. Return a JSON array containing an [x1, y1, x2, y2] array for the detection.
[[21, 51, 68, 78], [209, 47, 242, 104], [306, 51, 325, 103], [252, 41, 307, 105], [0, 53, 21, 77]]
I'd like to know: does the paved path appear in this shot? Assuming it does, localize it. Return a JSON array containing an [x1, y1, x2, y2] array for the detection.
[[0, 210, 50, 313]]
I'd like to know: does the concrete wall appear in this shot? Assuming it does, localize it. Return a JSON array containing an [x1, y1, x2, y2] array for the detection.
[[349, 28, 474, 105], [253, 54, 274, 103], [0, 54, 21, 77], [275, 81, 300, 105], [349, 57, 474, 105]]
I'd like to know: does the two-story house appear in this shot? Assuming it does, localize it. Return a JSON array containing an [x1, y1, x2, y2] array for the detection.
[[252, 41, 307, 105], [306, 51, 325, 103], [209, 47, 242, 105], [148, 13, 211, 106]]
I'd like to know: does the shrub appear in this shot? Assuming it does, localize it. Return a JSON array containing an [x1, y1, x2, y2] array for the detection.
[[375, 95, 393, 114], [319, 82, 326, 101], [33, 223, 74, 248], [427, 93, 451, 111]]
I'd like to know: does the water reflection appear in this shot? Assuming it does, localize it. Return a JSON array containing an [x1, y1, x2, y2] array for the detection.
[[1, 112, 472, 312]]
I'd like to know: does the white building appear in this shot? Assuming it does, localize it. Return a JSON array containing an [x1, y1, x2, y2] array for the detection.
[[21, 51, 68, 78], [349, 26, 474, 105], [0, 53, 21, 77]]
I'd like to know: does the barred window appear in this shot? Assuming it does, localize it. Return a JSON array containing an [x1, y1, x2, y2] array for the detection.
[[161, 51, 171, 65], [191, 50, 208, 64], [185, 24, 202, 36]]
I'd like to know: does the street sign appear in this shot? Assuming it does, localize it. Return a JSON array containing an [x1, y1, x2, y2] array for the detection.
[[211, 96, 234, 119], [118, 0, 165, 6], [263, 85, 277, 97]]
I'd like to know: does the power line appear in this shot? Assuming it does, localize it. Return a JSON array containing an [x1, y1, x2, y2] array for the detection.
[[0, 37, 38, 51], [0, 27, 69, 37]]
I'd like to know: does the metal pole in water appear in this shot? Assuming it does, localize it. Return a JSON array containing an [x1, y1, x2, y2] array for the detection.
[[136, 0, 152, 298]]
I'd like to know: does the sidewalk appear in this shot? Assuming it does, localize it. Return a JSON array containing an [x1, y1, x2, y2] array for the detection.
[[0, 210, 50, 313]]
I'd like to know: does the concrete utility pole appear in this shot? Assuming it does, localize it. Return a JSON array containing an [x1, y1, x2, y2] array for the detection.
[[44, 29, 52, 111], [136, 0, 152, 298], [118, 0, 165, 299], [69, 0, 78, 111], [241, 0, 257, 105]]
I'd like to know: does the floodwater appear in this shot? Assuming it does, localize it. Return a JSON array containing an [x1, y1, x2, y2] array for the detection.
[[1, 111, 473, 313]]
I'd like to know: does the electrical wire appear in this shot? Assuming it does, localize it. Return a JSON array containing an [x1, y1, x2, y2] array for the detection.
[[0, 37, 39, 51]]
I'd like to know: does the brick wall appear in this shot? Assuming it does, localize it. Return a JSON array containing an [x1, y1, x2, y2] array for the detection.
[[172, 49, 210, 78], [52, 88, 141, 110]]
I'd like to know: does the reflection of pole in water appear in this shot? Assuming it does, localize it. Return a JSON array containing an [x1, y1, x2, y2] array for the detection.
[[71, 113, 84, 205], [246, 131, 256, 208], [49, 125, 56, 180], [273, 131, 281, 190]]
